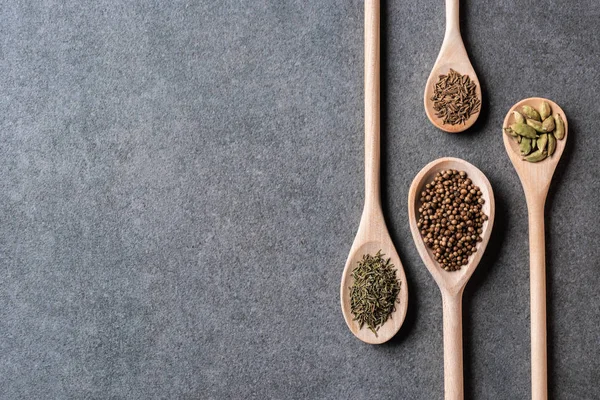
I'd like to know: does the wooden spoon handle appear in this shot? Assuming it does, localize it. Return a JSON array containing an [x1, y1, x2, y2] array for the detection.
[[442, 291, 464, 400], [364, 0, 380, 209], [528, 202, 548, 400], [444, 0, 460, 37]]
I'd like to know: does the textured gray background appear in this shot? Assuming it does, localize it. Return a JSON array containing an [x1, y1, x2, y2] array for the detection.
[[0, 0, 598, 399]]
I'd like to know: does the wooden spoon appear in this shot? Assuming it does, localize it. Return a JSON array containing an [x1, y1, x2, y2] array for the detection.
[[340, 0, 408, 345], [423, 0, 481, 133], [503, 97, 568, 400], [408, 158, 495, 399]]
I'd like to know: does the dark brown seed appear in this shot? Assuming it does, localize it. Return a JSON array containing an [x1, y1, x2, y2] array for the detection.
[[431, 69, 481, 125]]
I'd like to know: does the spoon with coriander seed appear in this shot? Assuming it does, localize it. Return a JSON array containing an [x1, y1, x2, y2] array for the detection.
[[340, 0, 408, 345], [423, 0, 482, 132], [408, 158, 495, 400], [503, 97, 568, 400]]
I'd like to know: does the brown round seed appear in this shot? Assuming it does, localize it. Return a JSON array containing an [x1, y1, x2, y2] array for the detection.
[[417, 170, 488, 272]]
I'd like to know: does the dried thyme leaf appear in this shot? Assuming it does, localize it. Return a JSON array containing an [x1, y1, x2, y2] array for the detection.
[[349, 251, 401, 336]]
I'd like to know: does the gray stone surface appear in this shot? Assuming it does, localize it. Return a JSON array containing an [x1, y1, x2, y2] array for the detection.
[[0, 0, 598, 399]]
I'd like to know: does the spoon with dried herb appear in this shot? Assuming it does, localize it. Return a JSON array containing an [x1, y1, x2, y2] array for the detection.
[[408, 158, 495, 400], [340, 0, 408, 344], [502, 97, 568, 400], [423, 0, 482, 133]]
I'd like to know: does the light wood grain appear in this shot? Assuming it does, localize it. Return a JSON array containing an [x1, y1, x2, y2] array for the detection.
[[423, 0, 481, 133], [408, 158, 495, 400], [503, 97, 568, 400], [339, 0, 408, 345]]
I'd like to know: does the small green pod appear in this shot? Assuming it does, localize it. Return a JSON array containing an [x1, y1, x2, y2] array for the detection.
[[554, 113, 565, 139], [526, 118, 545, 133], [504, 127, 517, 137], [542, 116, 555, 132], [524, 149, 548, 163], [521, 105, 541, 121], [511, 122, 538, 138], [520, 137, 532, 155], [537, 134, 548, 152], [513, 111, 525, 124], [547, 133, 557, 156], [539, 101, 552, 120]]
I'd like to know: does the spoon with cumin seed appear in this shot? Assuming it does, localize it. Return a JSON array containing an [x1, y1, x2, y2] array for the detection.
[[424, 0, 481, 133]]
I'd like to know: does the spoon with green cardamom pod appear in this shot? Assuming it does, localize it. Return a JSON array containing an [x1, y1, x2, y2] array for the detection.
[[423, 0, 482, 133], [503, 97, 568, 400], [340, 0, 408, 344]]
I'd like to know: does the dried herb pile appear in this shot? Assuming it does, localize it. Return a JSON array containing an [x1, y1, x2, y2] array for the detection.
[[349, 251, 401, 336], [417, 170, 488, 271], [431, 69, 481, 125]]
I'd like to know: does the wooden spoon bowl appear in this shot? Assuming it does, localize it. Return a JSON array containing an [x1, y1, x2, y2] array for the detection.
[[424, 61, 482, 133], [503, 97, 568, 175], [409, 158, 495, 294], [341, 231, 408, 344]]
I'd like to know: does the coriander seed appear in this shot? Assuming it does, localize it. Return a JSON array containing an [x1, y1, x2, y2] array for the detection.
[[417, 170, 488, 271]]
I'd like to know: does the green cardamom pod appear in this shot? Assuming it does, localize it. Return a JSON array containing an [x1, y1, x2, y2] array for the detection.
[[537, 133, 548, 152], [547, 133, 557, 156], [513, 111, 525, 124], [542, 116, 555, 132], [521, 105, 541, 121], [511, 122, 538, 138], [554, 113, 565, 139], [520, 137, 532, 155], [539, 101, 552, 120], [504, 127, 517, 137], [524, 149, 548, 163], [531, 138, 537, 149], [526, 118, 545, 133]]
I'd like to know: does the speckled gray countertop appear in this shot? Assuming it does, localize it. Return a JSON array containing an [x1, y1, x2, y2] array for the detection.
[[1, 1, 599, 399]]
